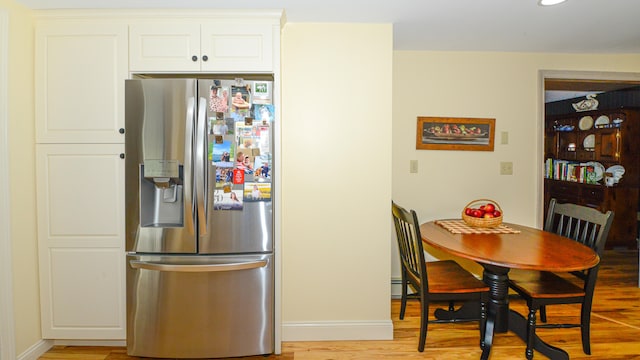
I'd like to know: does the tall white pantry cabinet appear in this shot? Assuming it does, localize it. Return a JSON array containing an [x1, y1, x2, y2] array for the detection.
[[34, 10, 282, 341], [35, 17, 128, 340]]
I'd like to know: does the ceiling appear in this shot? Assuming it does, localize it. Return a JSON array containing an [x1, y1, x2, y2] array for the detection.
[[13, 0, 640, 53]]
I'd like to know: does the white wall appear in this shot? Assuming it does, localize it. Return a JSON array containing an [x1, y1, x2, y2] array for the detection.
[[0, 0, 39, 356], [280, 22, 394, 340], [392, 51, 640, 279]]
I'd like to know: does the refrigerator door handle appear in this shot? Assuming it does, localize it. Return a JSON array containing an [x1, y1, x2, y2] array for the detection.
[[184, 96, 196, 234], [195, 97, 208, 235], [129, 259, 268, 272]]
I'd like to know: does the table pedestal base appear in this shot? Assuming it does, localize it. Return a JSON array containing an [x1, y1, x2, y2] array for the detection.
[[433, 301, 480, 321], [480, 265, 570, 360], [433, 264, 570, 360]]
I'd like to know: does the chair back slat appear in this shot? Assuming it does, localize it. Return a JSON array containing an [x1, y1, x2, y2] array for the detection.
[[392, 201, 428, 288], [544, 198, 614, 258]]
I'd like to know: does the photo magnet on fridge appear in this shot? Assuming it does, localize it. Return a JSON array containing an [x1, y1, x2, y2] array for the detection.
[[244, 182, 271, 202], [233, 169, 245, 184], [253, 104, 274, 123], [213, 189, 243, 210]]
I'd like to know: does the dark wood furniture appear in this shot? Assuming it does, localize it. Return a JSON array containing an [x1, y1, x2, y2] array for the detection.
[[544, 108, 639, 249], [509, 199, 614, 359], [420, 220, 599, 360], [391, 202, 489, 352]]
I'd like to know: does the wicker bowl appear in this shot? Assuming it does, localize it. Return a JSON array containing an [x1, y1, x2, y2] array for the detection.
[[461, 199, 503, 228]]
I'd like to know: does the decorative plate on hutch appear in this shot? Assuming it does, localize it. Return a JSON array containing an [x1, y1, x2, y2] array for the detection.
[[595, 115, 610, 127], [578, 116, 594, 130], [583, 134, 595, 149], [585, 161, 605, 181]]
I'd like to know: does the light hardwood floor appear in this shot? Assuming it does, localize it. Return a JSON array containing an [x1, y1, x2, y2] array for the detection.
[[39, 250, 640, 360]]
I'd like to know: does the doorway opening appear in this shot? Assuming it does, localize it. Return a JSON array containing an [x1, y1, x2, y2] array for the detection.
[[540, 70, 640, 250]]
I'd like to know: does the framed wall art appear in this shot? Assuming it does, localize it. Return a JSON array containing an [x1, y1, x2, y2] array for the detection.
[[416, 116, 495, 151]]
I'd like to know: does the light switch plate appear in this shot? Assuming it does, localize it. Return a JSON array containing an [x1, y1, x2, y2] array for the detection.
[[410, 160, 418, 173], [501, 131, 509, 145]]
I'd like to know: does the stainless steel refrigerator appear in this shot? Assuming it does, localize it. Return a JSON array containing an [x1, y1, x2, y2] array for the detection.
[[124, 77, 275, 358]]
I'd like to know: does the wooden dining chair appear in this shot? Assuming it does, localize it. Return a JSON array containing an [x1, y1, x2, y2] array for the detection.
[[391, 201, 490, 352], [508, 198, 614, 359]]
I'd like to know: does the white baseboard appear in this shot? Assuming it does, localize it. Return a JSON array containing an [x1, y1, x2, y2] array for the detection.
[[282, 320, 393, 341], [16, 339, 126, 360], [53, 339, 126, 346], [17, 339, 53, 360]]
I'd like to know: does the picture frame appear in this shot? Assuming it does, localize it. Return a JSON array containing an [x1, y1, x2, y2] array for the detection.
[[416, 116, 495, 151]]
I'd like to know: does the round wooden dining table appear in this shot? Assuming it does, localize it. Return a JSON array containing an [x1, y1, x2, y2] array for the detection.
[[420, 220, 600, 360]]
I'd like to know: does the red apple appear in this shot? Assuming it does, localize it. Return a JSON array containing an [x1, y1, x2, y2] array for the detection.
[[484, 213, 495, 219], [484, 203, 495, 213], [493, 210, 502, 217], [465, 207, 474, 216]]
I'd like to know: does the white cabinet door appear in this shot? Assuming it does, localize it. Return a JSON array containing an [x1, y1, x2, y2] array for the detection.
[[200, 23, 274, 72], [129, 22, 201, 72], [129, 21, 276, 73], [36, 144, 125, 339], [35, 22, 128, 144]]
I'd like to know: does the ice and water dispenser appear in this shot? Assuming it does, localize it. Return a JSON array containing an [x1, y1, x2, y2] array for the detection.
[[139, 159, 184, 227]]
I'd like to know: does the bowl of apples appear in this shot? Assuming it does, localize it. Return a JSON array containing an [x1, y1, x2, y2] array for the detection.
[[462, 199, 503, 228]]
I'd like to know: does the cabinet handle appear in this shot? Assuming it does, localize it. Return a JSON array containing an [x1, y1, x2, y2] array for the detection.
[[202, 55, 208, 62], [192, 55, 198, 62], [119, 153, 125, 159], [119, 128, 125, 134], [615, 131, 621, 160]]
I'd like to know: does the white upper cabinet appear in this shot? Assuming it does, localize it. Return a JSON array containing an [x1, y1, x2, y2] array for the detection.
[[35, 21, 128, 143], [130, 19, 277, 73], [200, 22, 274, 72], [129, 22, 202, 72]]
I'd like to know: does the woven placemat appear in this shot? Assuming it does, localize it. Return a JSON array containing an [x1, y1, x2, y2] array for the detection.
[[435, 219, 521, 234]]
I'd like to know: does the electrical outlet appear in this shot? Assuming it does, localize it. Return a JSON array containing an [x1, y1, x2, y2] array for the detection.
[[410, 160, 418, 173], [500, 161, 513, 175]]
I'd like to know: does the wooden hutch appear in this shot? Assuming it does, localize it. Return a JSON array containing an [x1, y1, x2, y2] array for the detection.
[[544, 108, 640, 249]]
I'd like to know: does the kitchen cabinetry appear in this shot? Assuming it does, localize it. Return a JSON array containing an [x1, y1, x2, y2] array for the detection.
[[35, 16, 128, 339], [544, 108, 640, 249], [36, 144, 125, 339], [129, 20, 277, 73], [34, 9, 282, 343], [35, 20, 128, 143]]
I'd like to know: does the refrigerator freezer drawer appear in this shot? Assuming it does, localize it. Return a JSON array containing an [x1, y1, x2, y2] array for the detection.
[[126, 253, 274, 358]]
